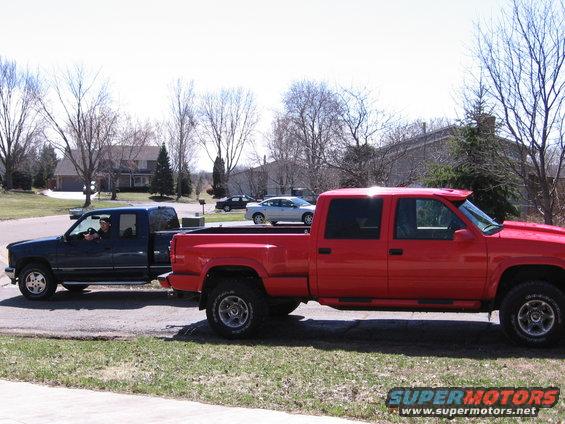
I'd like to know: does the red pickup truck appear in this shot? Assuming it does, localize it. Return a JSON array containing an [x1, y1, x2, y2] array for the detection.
[[160, 187, 565, 347]]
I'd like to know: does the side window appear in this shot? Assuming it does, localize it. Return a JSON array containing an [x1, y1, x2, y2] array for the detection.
[[149, 208, 180, 232], [395, 198, 465, 240], [325, 198, 383, 239], [119, 213, 137, 239], [280, 199, 294, 208], [70, 214, 111, 237]]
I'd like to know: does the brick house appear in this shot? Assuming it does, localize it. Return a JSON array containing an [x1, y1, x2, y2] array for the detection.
[[54, 145, 160, 191]]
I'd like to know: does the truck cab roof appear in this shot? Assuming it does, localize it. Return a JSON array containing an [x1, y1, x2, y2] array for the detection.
[[320, 187, 473, 202]]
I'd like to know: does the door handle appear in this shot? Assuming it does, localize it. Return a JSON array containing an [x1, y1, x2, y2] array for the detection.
[[389, 248, 403, 256], [318, 247, 332, 254]]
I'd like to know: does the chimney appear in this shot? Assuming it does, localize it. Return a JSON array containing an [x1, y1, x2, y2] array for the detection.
[[263, 155, 266, 165], [422, 122, 427, 134], [478, 114, 496, 135]]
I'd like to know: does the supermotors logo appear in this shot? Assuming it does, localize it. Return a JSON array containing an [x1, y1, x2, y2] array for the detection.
[[386, 387, 559, 418]]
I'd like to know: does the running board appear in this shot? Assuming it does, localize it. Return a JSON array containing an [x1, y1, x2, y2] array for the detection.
[[62, 281, 148, 286]]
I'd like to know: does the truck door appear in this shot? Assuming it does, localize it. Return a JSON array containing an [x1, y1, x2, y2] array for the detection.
[[112, 212, 149, 280], [387, 197, 487, 300], [57, 212, 115, 281], [315, 197, 389, 298]]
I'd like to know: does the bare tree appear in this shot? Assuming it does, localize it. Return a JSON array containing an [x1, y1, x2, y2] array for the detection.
[[104, 117, 154, 200], [168, 79, 197, 199], [40, 66, 118, 207], [283, 80, 342, 194], [198, 87, 258, 188], [263, 113, 302, 194], [477, 0, 565, 224], [329, 86, 394, 187], [0, 57, 43, 189]]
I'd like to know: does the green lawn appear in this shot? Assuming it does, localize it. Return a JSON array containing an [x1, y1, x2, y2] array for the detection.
[[0, 191, 127, 220], [204, 212, 246, 223], [0, 335, 562, 422], [98, 191, 216, 204]]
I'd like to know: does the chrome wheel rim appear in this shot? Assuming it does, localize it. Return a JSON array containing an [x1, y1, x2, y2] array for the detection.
[[223, 206, 230, 212], [218, 295, 249, 328], [517, 299, 555, 337], [253, 214, 265, 224], [304, 214, 313, 225], [25, 271, 47, 294]]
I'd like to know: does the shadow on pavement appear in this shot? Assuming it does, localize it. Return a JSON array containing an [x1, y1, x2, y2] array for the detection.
[[0, 289, 198, 310], [168, 315, 565, 360]]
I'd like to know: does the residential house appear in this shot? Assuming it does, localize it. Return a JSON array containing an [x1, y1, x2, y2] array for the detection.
[[54, 145, 160, 191]]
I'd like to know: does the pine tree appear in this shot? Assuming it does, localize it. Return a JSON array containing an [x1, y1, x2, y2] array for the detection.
[[33, 144, 58, 188], [425, 90, 519, 222], [180, 167, 192, 197], [212, 156, 226, 198], [150, 144, 174, 197]]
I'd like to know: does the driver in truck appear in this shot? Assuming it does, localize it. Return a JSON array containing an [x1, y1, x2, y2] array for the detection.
[[85, 217, 111, 241]]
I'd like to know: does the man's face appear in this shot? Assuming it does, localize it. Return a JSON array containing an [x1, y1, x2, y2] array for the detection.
[[100, 220, 110, 232]]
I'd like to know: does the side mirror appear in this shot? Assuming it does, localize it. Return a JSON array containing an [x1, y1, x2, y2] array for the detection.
[[453, 228, 475, 242]]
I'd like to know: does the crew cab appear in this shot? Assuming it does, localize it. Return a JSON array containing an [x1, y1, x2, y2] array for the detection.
[[5, 206, 187, 300], [161, 187, 565, 347]]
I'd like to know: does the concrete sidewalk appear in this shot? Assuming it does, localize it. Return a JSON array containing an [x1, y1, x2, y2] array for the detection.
[[0, 380, 360, 424]]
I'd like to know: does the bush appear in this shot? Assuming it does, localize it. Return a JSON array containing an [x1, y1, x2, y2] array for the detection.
[[117, 186, 150, 193], [12, 171, 33, 190], [206, 187, 214, 196]]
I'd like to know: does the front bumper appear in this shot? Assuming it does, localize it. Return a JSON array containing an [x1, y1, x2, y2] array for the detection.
[[4, 267, 15, 281]]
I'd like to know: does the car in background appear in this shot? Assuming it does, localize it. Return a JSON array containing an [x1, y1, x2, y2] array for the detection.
[[245, 196, 315, 225], [215, 195, 256, 212]]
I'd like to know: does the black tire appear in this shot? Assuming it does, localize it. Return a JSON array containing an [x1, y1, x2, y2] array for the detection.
[[206, 281, 268, 339], [62, 284, 89, 292], [18, 263, 57, 300], [223, 205, 231, 212], [269, 299, 301, 317], [302, 213, 313, 225], [252, 213, 265, 225], [500, 281, 564, 347], [270, 221, 278, 225]]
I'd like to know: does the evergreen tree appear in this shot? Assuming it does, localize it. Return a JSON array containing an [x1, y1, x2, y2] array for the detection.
[[212, 156, 226, 198], [33, 144, 58, 188], [425, 92, 519, 222], [150, 144, 174, 197], [180, 167, 192, 197]]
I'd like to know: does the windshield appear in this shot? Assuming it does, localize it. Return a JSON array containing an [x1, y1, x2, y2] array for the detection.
[[292, 197, 311, 206], [458, 200, 502, 234]]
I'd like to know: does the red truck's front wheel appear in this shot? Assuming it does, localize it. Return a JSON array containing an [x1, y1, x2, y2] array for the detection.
[[206, 281, 268, 338], [500, 281, 564, 347]]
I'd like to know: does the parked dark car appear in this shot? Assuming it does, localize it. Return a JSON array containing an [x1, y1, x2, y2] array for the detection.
[[4, 206, 195, 300], [215, 195, 255, 212]]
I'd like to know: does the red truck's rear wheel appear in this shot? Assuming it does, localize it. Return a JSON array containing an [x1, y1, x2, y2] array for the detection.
[[500, 281, 564, 347], [206, 281, 268, 338]]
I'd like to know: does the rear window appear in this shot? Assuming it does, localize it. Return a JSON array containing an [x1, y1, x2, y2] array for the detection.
[[324, 198, 383, 239], [149, 208, 180, 232]]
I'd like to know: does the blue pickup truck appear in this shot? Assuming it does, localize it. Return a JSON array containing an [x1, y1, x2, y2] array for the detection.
[[4, 206, 189, 300]]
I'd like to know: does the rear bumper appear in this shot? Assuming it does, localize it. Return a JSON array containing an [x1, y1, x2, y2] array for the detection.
[[158, 271, 201, 292], [4, 267, 15, 281]]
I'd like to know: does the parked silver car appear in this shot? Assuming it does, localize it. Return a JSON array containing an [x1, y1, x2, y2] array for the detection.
[[245, 196, 315, 225]]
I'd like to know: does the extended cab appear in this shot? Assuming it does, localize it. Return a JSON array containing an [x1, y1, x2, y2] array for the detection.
[[5, 206, 187, 300], [161, 187, 565, 347]]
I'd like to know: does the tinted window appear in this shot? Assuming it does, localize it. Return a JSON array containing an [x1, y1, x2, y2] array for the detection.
[[325, 198, 383, 239], [149, 208, 180, 232], [280, 199, 294, 208], [395, 198, 465, 240], [119, 213, 137, 238], [261, 199, 280, 207]]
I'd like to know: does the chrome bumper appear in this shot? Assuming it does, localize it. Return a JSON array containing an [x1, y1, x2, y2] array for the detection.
[[4, 267, 15, 281]]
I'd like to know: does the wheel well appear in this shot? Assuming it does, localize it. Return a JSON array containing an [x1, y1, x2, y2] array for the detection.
[[495, 265, 565, 308], [16, 257, 53, 278], [302, 212, 313, 219], [199, 266, 265, 310]]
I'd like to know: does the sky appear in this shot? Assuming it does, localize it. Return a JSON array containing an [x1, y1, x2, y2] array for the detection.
[[0, 0, 506, 170]]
